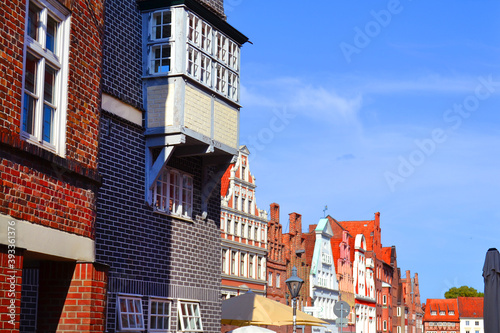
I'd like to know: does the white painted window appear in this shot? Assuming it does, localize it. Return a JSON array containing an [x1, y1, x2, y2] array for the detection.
[[187, 47, 199, 78], [397, 307, 401, 316], [215, 32, 227, 63], [200, 21, 212, 53], [228, 40, 239, 71], [227, 71, 238, 102], [383, 320, 387, 331], [383, 295, 387, 305], [222, 249, 227, 274], [268, 272, 273, 286], [215, 64, 226, 94], [152, 168, 193, 218], [149, 10, 172, 74], [257, 257, 262, 279], [22, 0, 70, 155], [240, 253, 246, 276], [178, 301, 203, 332], [149, 298, 171, 332], [117, 295, 145, 331], [249, 255, 254, 278], [231, 251, 236, 275], [276, 273, 281, 288]]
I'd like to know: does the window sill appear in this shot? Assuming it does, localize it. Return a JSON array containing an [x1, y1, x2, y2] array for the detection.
[[152, 208, 194, 223]]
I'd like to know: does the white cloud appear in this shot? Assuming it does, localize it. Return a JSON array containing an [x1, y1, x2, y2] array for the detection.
[[241, 76, 363, 123]]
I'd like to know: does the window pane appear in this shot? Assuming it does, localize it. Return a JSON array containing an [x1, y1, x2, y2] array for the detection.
[[120, 298, 127, 312], [23, 94, 36, 135], [28, 2, 41, 41], [129, 314, 136, 327], [25, 53, 37, 93], [42, 104, 54, 143], [44, 66, 55, 103], [121, 314, 129, 328], [46, 16, 57, 52]]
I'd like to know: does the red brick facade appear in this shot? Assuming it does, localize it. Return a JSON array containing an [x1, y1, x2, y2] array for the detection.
[[0, 246, 23, 333], [267, 203, 287, 303], [0, 0, 106, 331]]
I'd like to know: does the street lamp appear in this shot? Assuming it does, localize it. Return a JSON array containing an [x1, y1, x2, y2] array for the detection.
[[286, 266, 304, 333]]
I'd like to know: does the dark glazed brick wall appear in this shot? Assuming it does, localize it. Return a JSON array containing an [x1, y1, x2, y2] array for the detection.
[[102, 0, 143, 109], [96, 111, 222, 332]]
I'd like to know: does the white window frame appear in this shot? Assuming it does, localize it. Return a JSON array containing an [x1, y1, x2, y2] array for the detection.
[[249, 255, 254, 278], [222, 249, 227, 274], [117, 295, 145, 331], [268, 272, 273, 287], [148, 9, 173, 75], [383, 320, 387, 331], [152, 167, 193, 219], [240, 253, 246, 277], [148, 298, 171, 332], [178, 300, 203, 332], [257, 257, 262, 279], [276, 273, 281, 288], [383, 295, 387, 305], [21, 0, 70, 155], [231, 251, 236, 275]]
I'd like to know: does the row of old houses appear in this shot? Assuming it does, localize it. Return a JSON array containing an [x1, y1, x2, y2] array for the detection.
[[422, 297, 484, 333], [219, 148, 425, 333]]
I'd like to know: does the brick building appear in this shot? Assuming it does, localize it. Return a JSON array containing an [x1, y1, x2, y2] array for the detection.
[[0, 1, 106, 332], [398, 270, 424, 333], [96, 0, 247, 332], [340, 213, 399, 333], [220, 146, 268, 298], [267, 203, 287, 304], [283, 212, 314, 312]]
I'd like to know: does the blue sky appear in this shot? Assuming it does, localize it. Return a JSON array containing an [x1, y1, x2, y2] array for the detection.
[[225, 1, 500, 302]]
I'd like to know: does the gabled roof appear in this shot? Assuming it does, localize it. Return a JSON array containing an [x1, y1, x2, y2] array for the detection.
[[423, 299, 459, 322], [220, 163, 233, 197], [457, 297, 484, 318], [380, 247, 393, 265]]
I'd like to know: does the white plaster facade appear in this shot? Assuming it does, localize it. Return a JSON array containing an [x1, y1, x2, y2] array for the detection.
[[353, 234, 376, 333], [309, 218, 340, 333], [221, 146, 268, 298], [460, 318, 483, 333]]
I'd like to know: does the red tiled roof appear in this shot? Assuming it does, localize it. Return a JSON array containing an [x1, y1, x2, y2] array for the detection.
[[380, 247, 392, 265], [457, 297, 484, 318], [423, 299, 459, 322]]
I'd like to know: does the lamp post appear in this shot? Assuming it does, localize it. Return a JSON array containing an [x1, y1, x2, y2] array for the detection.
[[286, 266, 304, 333]]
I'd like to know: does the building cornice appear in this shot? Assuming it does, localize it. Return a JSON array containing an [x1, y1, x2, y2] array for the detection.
[[222, 239, 267, 254], [222, 207, 269, 224], [137, 0, 249, 45]]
